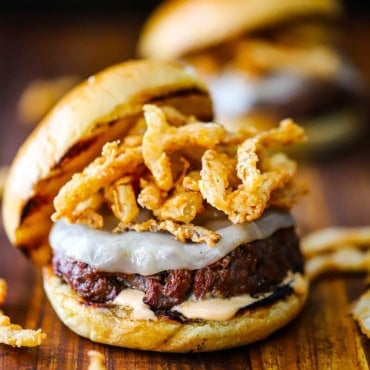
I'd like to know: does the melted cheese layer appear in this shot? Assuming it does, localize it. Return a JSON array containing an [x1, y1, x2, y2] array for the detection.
[[49, 210, 293, 275]]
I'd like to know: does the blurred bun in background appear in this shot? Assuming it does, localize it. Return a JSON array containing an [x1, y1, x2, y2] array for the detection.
[[17, 76, 80, 126], [139, 0, 368, 154]]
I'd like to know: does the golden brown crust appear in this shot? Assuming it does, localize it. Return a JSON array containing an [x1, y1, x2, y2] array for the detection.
[[138, 0, 340, 59], [43, 266, 308, 352], [2, 60, 212, 266]]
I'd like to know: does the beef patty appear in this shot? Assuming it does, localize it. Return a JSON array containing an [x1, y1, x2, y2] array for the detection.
[[53, 227, 303, 310]]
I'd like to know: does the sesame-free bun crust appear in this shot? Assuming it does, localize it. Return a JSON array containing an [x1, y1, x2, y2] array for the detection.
[[43, 266, 308, 352], [138, 0, 340, 59], [2, 60, 212, 266]]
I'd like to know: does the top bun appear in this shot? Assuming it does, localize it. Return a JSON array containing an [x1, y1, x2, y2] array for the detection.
[[3, 60, 212, 266], [138, 0, 340, 59]]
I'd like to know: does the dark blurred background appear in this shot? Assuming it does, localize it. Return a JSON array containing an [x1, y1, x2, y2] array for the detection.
[[0, 0, 369, 14], [0, 0, 369, 164], [0, 1, 163, 14]]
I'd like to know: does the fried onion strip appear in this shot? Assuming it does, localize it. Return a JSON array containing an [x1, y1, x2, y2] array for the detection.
[[153, 189, 204, 224], [105, 178, 139, 224], [0, 279, 46, 347], [352, 289, 370, 339], [0, 310, 46, 347], [302, 226, 370, 281], [142, 104, 226, 190], [52, 142, 143, 222], [301, 226, 370, 258], [72, 209, 103, 229], [161, 105, 193, 127], [70, 193, 105, 228], [138, 177, 167, 210], [305, 246, 370, 280], [51, 106, 306, 244], [183, 170, 201, 192], [200, 119, 305, 223], [115, 219, 220, 246], [199, 149, 236, 212], [269, 179, 309, 210], [88, 350, 107, 370]]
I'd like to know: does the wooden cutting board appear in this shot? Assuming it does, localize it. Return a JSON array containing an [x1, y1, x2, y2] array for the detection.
[[1, 156, 370, 369]]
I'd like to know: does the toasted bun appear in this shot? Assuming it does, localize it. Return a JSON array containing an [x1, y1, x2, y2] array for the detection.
[[138, 0, 340, 59], [2, 60, 212, 266], [43, 266, 308, 352]]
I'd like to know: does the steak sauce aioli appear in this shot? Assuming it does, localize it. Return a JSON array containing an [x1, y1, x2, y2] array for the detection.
[[49, 209, 294, 276], [111, 272, 306, 322]]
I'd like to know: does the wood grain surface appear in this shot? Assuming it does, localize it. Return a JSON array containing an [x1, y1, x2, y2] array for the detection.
[[0, 11, 369, 370]]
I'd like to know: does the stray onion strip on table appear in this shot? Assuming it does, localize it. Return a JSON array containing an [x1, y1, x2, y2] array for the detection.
[[302, 226, 370, 338], [88, 350, 107, 370], [352, 289, 370, 339], [302, 226, 370, 279], [0, 279, 46, 347]]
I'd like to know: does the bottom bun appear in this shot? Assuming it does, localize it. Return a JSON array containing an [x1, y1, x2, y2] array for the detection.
[[43, 266, 308, 352]]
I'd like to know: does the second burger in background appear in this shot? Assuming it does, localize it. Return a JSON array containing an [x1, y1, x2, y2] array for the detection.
[[138, 0, 367, 153]]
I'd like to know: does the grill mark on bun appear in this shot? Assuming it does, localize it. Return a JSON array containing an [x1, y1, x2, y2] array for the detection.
[[20, 194, 49, 222], [148, 88, 213, 121], [246, 284, 294, 311], [20, 246, 32, 259], [19, 237, 50, 262], [54, 88, 209, 171], [148, 88, 208, 102], [56, 136, 99, 170]]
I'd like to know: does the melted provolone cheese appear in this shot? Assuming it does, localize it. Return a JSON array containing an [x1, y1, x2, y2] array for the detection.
[[50, 210, 293, 275]]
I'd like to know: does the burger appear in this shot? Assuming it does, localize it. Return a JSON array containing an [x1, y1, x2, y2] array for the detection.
[[138, 0, 367, 153], [3, 60, 308, 352]]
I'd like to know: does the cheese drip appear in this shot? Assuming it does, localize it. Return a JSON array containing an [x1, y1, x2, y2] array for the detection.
[[49, 210, 294, 276]]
